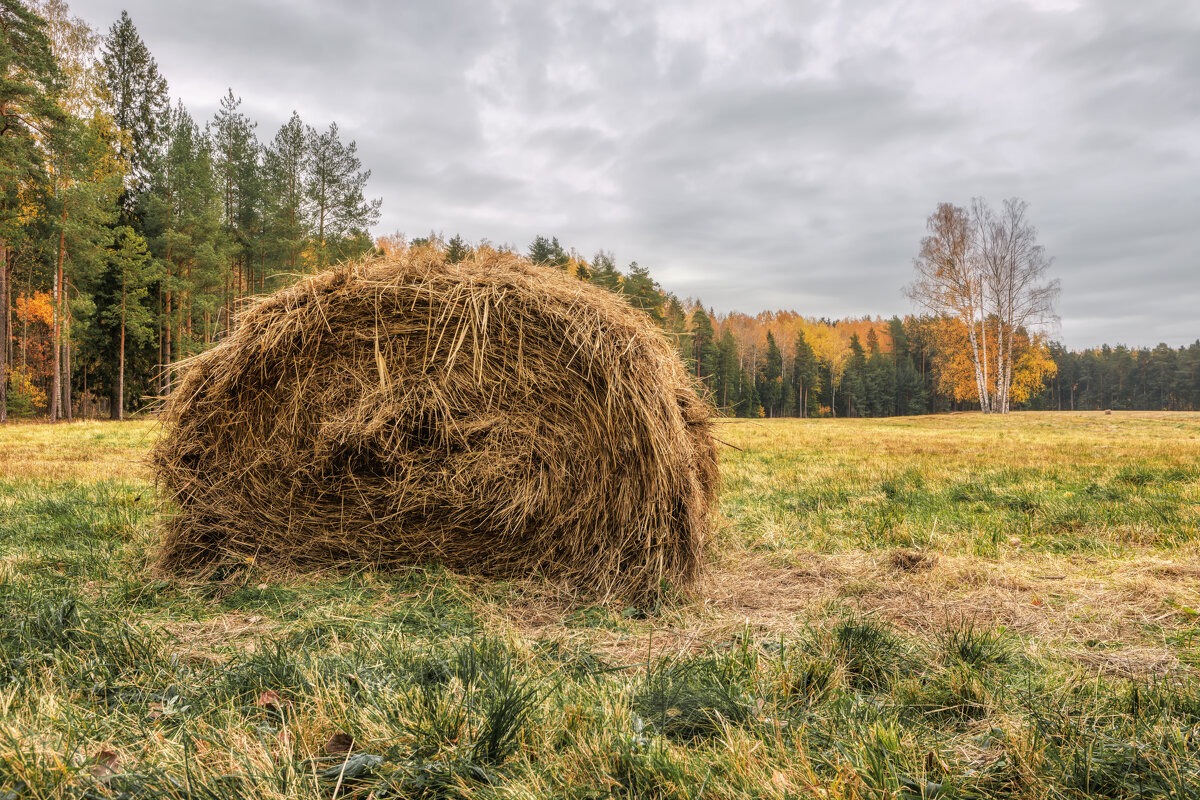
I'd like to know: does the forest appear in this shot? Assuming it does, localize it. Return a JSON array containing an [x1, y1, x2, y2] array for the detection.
[[3, 1, 1198, 422]]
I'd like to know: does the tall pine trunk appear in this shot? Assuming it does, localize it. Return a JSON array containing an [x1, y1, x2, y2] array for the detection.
[[0, 240, 7, 423], [62, 333, 72, 421], [51, 208, 67, 420], [113, 268, 127, 422]]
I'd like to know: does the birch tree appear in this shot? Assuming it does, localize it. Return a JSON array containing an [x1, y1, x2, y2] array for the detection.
[[907, 198, 1058, 413], [973, 198, 1059, 413], [906, 203, 992, 411]]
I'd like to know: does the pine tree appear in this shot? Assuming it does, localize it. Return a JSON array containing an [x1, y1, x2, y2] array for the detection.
[[528, 235, 568, 268], [98, 226, 157, 419], [210, 89, 260, 321], [305, 121, 380, 267], [263, 111, 307, 279], [445, 234, 471, 264], [45, 113, 121, 418], [690, 307, 718, 386], [144, 101, 225, 373], [1, 0, 64, 421], [620, 262, 664, 324], [99, 11, 167, 195], [588, 250, 621, 291]]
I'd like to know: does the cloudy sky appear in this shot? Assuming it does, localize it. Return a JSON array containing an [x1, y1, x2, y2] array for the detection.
[[68, 0, 1198, 349]]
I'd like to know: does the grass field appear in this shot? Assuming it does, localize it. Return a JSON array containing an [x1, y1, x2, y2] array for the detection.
[[1, 412, 1198, 798]]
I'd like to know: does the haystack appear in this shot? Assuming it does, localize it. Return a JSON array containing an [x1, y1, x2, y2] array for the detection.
[[152, 248, 717, 598]]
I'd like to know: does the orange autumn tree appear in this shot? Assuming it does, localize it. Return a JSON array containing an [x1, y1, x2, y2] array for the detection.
[[932, 316, 1056, 406], [8, 292, 55, 415]]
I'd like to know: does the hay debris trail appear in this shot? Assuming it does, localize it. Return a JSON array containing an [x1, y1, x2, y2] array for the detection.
[[153, 247, 717, 599]]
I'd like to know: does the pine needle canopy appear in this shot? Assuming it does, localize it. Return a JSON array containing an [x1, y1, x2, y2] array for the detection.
[[152, 248, 718, 599]]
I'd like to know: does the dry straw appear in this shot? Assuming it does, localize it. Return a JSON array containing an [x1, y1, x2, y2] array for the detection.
[[153, 246, 717, 599]]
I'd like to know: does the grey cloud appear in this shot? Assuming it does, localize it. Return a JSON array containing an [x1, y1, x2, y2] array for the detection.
[[67, 0, 1199, 348]]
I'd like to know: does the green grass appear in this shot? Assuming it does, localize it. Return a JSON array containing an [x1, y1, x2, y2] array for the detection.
[[1, 412, 1198, 798]]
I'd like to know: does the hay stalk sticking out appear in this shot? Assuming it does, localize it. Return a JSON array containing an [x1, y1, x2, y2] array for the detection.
[[152, 247, 718, 599]]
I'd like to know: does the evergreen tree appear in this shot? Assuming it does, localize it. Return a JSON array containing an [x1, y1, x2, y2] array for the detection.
[[716, 328, 739, 412], [527, 234, 568, 268], [305, 121, 381, 267], [690, 307, 718, 387], [791, 329, 818, 417], [620, 261, 665, 324], [210, 89, 260, 314], [143, 102, 225, 369], [1, 0, 63, 421], [588, 249, 620, 291], [864, 327, 893, 417], [842, 333, 868, 417], [758, 330, 783, 416], [262, 111, 307, 279], [445, 233, 471, 264], [45, 112, 121, 418], [99, 11, 167, 194], [739, 367, 762, 418], [95, 226, 157, 419], [887, 316, 923, 415]]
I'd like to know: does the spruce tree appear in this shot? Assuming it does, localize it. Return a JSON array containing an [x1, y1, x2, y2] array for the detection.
[[887, 316, 923, 415], [864, 327, 893, 417], [791, 329, 818, 417], [99, 10, 167, 194], [527, 235, 567, 267], [759, 330, 783, 416], [716, 328, 739, 412], [842, 333, 868, 417]]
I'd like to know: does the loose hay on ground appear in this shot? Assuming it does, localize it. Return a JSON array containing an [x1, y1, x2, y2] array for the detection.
[[152, 248, 717, 599]]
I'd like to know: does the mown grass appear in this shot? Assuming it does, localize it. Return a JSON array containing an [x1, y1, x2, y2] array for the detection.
[[1, 412, 1198, 798]]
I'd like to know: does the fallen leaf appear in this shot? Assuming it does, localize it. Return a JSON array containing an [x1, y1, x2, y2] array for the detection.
[[147, 702, 163, 720], [90, 750, 119, 777], [771, 770, 789, 789], [257, 583, 268, 590], [258, 690, 291, 711], [325, 732, 355, 754]]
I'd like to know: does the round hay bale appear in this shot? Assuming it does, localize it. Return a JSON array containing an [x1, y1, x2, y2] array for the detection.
[[152, 248, 717, 598]]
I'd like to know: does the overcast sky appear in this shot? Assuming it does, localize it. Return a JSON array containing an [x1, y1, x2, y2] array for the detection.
[[67, 0, 1199, 349]]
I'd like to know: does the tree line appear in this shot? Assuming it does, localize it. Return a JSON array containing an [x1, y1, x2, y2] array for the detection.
[[2, 1, 380, 420], [383, 232, 1198, 418]]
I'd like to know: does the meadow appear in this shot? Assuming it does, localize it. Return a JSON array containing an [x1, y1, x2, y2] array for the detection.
[[1, 412, 1198, 799]]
